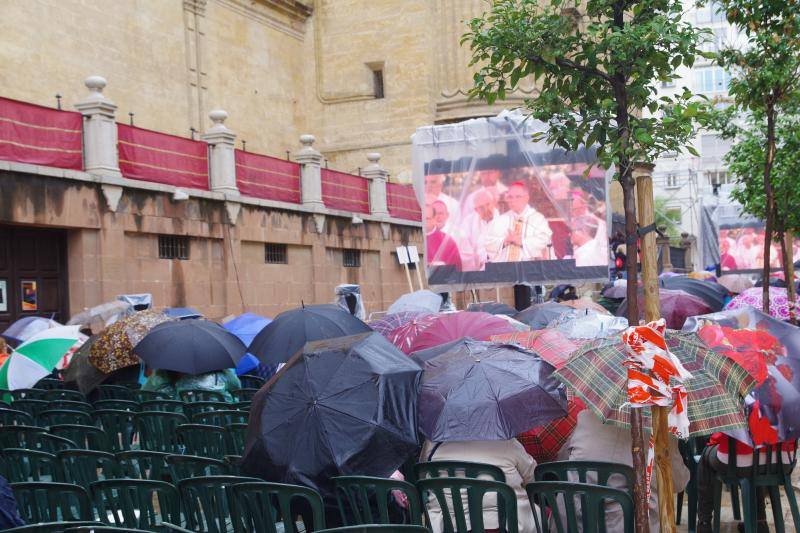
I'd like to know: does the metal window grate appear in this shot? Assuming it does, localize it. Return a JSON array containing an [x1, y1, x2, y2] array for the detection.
[[265, 243, 288, 264], [158, 235, 189, 260], [343, 249, 361, 268], [373, 69, 385, 99]]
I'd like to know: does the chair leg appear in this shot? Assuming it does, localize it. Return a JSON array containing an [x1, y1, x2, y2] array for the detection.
[[688, 482, 698, 533], [712, 480, 723, 533], [677, 491, 684, 525], [731, 483, 742, 521], [768, 485, 784, 533], [739, 479, 757, 533], [783, 475, 800, 532]]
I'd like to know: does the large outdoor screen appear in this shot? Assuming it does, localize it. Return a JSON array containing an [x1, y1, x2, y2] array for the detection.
[[411, 112, 610, 291], [719, 225, 800, 272]]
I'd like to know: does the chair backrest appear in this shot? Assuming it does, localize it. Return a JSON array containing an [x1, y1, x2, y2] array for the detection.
[[33, 378, 64, 390], [10, 399, 49, 417], [132, 390, 173, 402], [233, 401, 251, 412], [179, 389, 227, 403], [223, 455, 243, 476], [93, 409, 137, 452], [417, 477, 519, 533], [534, 461, 635, 496], [134, 411, 187, 452], [37, 433, 79, 454], [115, 450, 170, 481], [231, 388, 259, 402], [232, 481, 326, 533], [0, 407, 35, 426], [43, 389, 87, 402], [38, 409, 93, 427], [0, 448, 63, 482], [0, 425, 48, 448], [178, 475, 261, 533], [96, 384, 134, 401], [62, 527, 154, 533], [238, 374, 265, 389], [414, 460, 506, 482], [182, 401, 231, 419], [91, 478, 181, 529], [47, 400, 94, 413], [4, 521, 107, 532], [94, 400, 140, 412], [11, 481, 93, 523], [192, 409, 248, 426], [224, 422, 248, 455], [48, 424, 111, 452], [139, 400, 184, 413], [58, 449, 118, 489], [333, 475, 422, 526], [176, 423, 227, 457], [166, 454, 229, 481], [525, 480, 634, 533], [314, 527, 430, 533], [11, 389, 46, 401]]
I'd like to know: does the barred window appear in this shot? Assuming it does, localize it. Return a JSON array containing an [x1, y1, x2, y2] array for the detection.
[[265, 243, 288, 264], [343, 249, 361, 268], [158, 235, 189, 260]]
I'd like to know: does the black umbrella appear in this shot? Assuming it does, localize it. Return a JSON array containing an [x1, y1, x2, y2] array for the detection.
[[418, 339, 568, 441], [659, 277, 728, 311], [133, 319, 246, 374], [514, 302, 573, 330], [248, 304, 372, 366], [465, 302, 518, 316], [241, 332, 422, 498]]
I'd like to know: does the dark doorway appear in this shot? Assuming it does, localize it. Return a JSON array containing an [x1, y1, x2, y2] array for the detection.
[[0, 225, 69, 332]]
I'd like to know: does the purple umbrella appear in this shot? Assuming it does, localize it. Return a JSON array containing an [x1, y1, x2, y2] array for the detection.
[[369, 311, 428, 337], [725, 287, 791, 321], [617, 289, 712, 329]]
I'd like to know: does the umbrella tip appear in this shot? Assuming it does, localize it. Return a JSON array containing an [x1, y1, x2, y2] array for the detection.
[[301, 300, 305, 309]]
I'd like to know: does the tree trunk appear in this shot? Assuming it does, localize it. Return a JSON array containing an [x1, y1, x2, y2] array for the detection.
[[781, 229, 797, 324], [762, 107, 777, 313]]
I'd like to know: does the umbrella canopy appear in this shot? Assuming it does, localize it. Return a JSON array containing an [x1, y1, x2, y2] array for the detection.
[[617, 289, 712, 329], [718, 274, 754, 294], [0, 326, 86, 390], [659, 277, 728, 311], [134, 319, 246, 374], [249, 304, 372, 366], [550, 310, 629, 340], [517, 396, 586, 463], [494, 314, 531, 332], [89, 310, 173, 374], [223, 313, 274, 376], [560, 299, 611, 315], [492, 329, 581, 369], [1, 317, 60, 345], [418, 339, 567, 441], [514, 302, 573, 330], [386, 314, 438, 354], [406, 312, 516, 353], [386, 290, 442, 315], [601, 280, 632, 299], [241, 332, 422, 498], [369, 311, 428, 337], [62, 336, 105, 394], [725, 287, 791, 321], [67, 300, 133, 333], [556, 331, 756, 436], [465, 302, 518, 316], [688, 271, 717, 281], [163, 307, 203, 320]]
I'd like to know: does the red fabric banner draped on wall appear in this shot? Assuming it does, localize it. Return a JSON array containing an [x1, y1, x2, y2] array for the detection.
[[117, 124, 208, 189], [235, 149, 301, 204], [0, 97, 83, 170], [387, 183, 422, 221], [321, 168, 370, 214]]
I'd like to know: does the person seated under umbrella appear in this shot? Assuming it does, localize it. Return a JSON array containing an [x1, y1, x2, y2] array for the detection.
[[142, 368, 241, 402]]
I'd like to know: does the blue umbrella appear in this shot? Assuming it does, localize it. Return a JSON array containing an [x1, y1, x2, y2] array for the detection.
[[1, 317, 60, 345], [223, 313, 274, 377]]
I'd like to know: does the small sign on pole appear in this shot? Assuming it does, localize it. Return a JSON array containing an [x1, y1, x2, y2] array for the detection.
[[396, 246, 414, 293]]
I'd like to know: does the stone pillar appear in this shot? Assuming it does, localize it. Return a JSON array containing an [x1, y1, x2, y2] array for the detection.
[[681, 232, 696, 272], [74, 76, 121, 178], [362, 152, 389, 217], [201, 110, 238, 194], [295, 134, 324, 210], [656, 227, 673, 272]]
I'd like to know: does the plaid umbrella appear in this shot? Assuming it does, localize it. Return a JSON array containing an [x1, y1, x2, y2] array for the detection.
[[517, 395, 586, 463], [492, 329, 580, 369], [89, 310, 173, 374], [369, 311, 429, 338], [556, 331, 756, 436]]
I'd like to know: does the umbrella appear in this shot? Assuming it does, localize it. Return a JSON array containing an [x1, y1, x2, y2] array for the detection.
[[409, 338, 467, 366], [494, 314, 531, 332], [405, 312, 516, 353], [1, 317, 60, 345], [726, 287, 791, 321], [688, 271, 717, 281], [0, 326, 86, 390], [718, 274, 754, 294], [241, 332, 422, 498], [368, 311, 427, 337], [386, 314, 438, 354], [163, 307, 203, 320], [514, 302, 573, 330], [62, 336, 106, 394], [659, 277, 728, 311], [560, 299, 611, 315], [465, 302, 518, 316], [134, 319, 247, 374], [249, 304, 372, 366], [386, 290, 442, 315], [556, 330, 756, 436], [67, 301, 133, 332], [550, 310, 629, 340], [418, 339, 567, 441], [517, 396, 586, 463], [223, 313, 275, 376], [89, 310, 173, 374], [617, 289, 712, 329], [492, 329, 581, 369], [602, 281, 632, 299]]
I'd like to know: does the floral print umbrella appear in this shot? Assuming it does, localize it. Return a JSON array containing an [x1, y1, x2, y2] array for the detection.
[[89, 310, 173, 373], [725, 286, 790, 321]]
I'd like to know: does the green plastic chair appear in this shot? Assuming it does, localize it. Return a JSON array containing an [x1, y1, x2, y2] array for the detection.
[[414, 460, 506, 482], [178, 475, 260, 533], [223, 455, 242, 475], [94, 399, 140, 412], [0, 424, 48, 448], [0, 448, 63, 482], [11, 389, 47, 401], [333, 475, 423, 526], [230, 388, 259, 403], [38, 409, 93, 427], [46, 400, 94, 413], [526, 480, 634, 533], [132, 390, 173, 403], [0, 407, 35, 426], [58, 449, 118, 490], [224, 422, 248, 455], [63, 527, 155, 533], [116, 450, 170, 482], [176, 423, 227, 457], [11, 481, 93, 523], [91, 478, 182, 530], [417, 477, 519, 533], [43, 389, 87, 402], [33, 378, 65, 390], [179, 389, 227, 403], [533, 460, 635, 496], [192, 409, 247, 426], [182, 401, 230, 420], [676, 435, 712, 533], [166, 454, 229, 481], [233, 401, 251, 412], [93, 409, 137, 452], [135, 411, 187, 452], [232, 480, 327, 533], [139, 400, 184, 413], [38, 434, 80, 454], [238, 374, 265, 389], [48, 424, 112, 452], [4, 521, 105, 532], [10, 399, 49, 417], [315, 527, 429, 533], [96, 385, 134, 401]]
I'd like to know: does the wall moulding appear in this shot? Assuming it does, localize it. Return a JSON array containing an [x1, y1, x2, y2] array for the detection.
[[213, 0, 312, 39]]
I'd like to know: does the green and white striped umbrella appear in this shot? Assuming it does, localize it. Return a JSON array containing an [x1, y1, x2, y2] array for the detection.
[[0, 325, 86, 390]]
